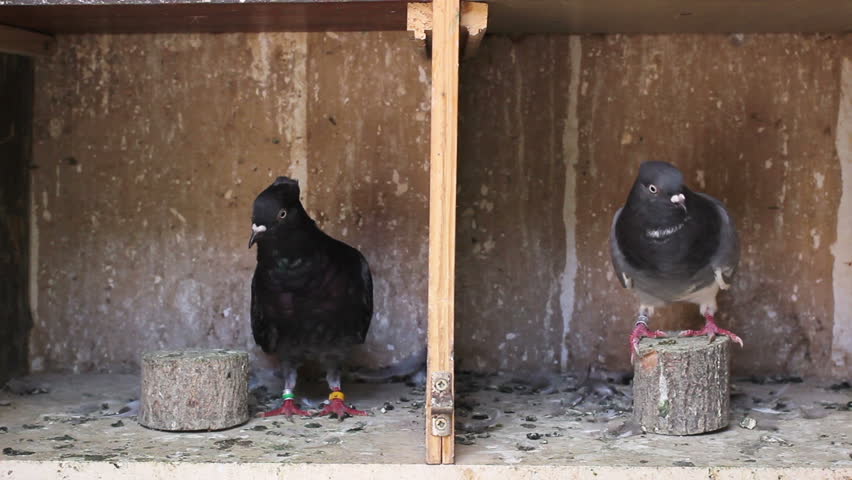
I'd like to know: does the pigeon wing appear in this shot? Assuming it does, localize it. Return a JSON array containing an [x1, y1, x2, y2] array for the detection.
[[609, 207, 633, 289], [250, 270, 278, 353], [353, 249, 373, 344], [311, 236, 373, 345], [695, 191, 740, 281]]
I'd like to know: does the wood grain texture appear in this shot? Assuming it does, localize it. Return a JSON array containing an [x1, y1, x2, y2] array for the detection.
[[426, 0, 459, 465], [633, 336, 730, 435], [139, 349, 249, 431]]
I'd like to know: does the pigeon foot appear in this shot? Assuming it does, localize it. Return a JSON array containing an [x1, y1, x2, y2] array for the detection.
[[680, 314, 743, 347], [629, 321, 667, 362], [259, 399, 311, 419], [316, 392, 368, 420]]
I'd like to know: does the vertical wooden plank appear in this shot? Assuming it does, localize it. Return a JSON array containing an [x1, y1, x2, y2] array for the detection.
[[426, 0, 459, 466]]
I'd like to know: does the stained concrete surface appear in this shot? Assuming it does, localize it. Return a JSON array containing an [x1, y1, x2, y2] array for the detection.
[[27, 32, 852, 379], [0, 373, 425, 464], [29, 32, 430, 375], [0, 372, 850, 469], [457, 33, 852, 378]]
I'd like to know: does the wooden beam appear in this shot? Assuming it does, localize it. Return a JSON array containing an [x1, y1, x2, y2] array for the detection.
[[0, 25, 55, 57], [0, 2, 426, 34], [407, 2, 488, 58], [426, 0, 459, 466]]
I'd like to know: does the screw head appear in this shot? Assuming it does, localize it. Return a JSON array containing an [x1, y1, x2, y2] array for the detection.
[[434, 378, 449, 392]]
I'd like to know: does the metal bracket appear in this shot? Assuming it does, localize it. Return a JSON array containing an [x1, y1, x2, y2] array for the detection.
[[429, 371, 453, 436]]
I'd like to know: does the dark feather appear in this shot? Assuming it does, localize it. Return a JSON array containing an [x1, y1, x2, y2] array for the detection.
[[249, 178, 373, 358], [615, 189, 721, 280]]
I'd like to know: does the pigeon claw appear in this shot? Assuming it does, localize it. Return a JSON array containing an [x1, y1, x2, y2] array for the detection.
[[629, 323, 668, 363], [260, 399, 311, 419], [679, 314, 743, 347], [316, 398, 368, 420]]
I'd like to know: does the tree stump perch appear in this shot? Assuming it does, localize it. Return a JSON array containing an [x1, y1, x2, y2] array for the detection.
[[633, 335, 730, 435], [139, 349, 249, 431]]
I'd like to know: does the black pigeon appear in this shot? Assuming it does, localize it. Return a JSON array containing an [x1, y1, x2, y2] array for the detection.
[[610, 161, 743, 361], [249, 177, 372, 419]]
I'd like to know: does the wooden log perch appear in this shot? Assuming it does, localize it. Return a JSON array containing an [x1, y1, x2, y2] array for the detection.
[[633, 335, 730, 435], [139, 349, 249, 432]]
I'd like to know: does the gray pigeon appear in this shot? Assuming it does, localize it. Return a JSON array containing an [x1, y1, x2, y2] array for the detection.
[[610, 161, 743, 361]]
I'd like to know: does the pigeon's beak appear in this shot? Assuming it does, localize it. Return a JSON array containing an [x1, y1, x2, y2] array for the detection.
[[248, 223, 267, 249], [670, 193, 687, 212]]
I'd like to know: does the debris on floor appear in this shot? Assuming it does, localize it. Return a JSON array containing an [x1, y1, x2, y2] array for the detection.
[[0, 372, 850, 467]]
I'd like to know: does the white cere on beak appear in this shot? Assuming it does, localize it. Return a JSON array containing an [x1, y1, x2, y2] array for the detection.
[[670, 193, 685, 204], [251, 224, 267, 233]]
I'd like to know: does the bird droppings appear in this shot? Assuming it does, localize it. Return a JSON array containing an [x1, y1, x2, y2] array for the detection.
[[739, 416, 758, 429], [344, 422, 366, 433], [3, 447, 34, 456], [760, 435, 794, 447], [4, 378, 50, 395], [213, 439, 254, 450], [829, 381, 852, 391], [2, 372, 852, 467]]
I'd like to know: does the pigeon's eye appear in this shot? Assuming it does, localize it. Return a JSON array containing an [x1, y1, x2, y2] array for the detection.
[[648, 184, 658, 194], [277, 209, 287, 220]]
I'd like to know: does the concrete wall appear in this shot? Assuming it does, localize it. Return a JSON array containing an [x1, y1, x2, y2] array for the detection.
[[30, 32, 852, 378], [457, 33, 852, 378], [30, 32, 430, 373], [0, 53, 33, 385]]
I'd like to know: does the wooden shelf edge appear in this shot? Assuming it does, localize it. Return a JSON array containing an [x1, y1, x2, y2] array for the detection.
[[0, 2, 428, 34], [0, 25, 55, 57]]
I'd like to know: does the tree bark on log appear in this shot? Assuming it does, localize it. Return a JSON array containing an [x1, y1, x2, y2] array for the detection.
[[633, 335, 730, 435], [139, 349, 249, 431]]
